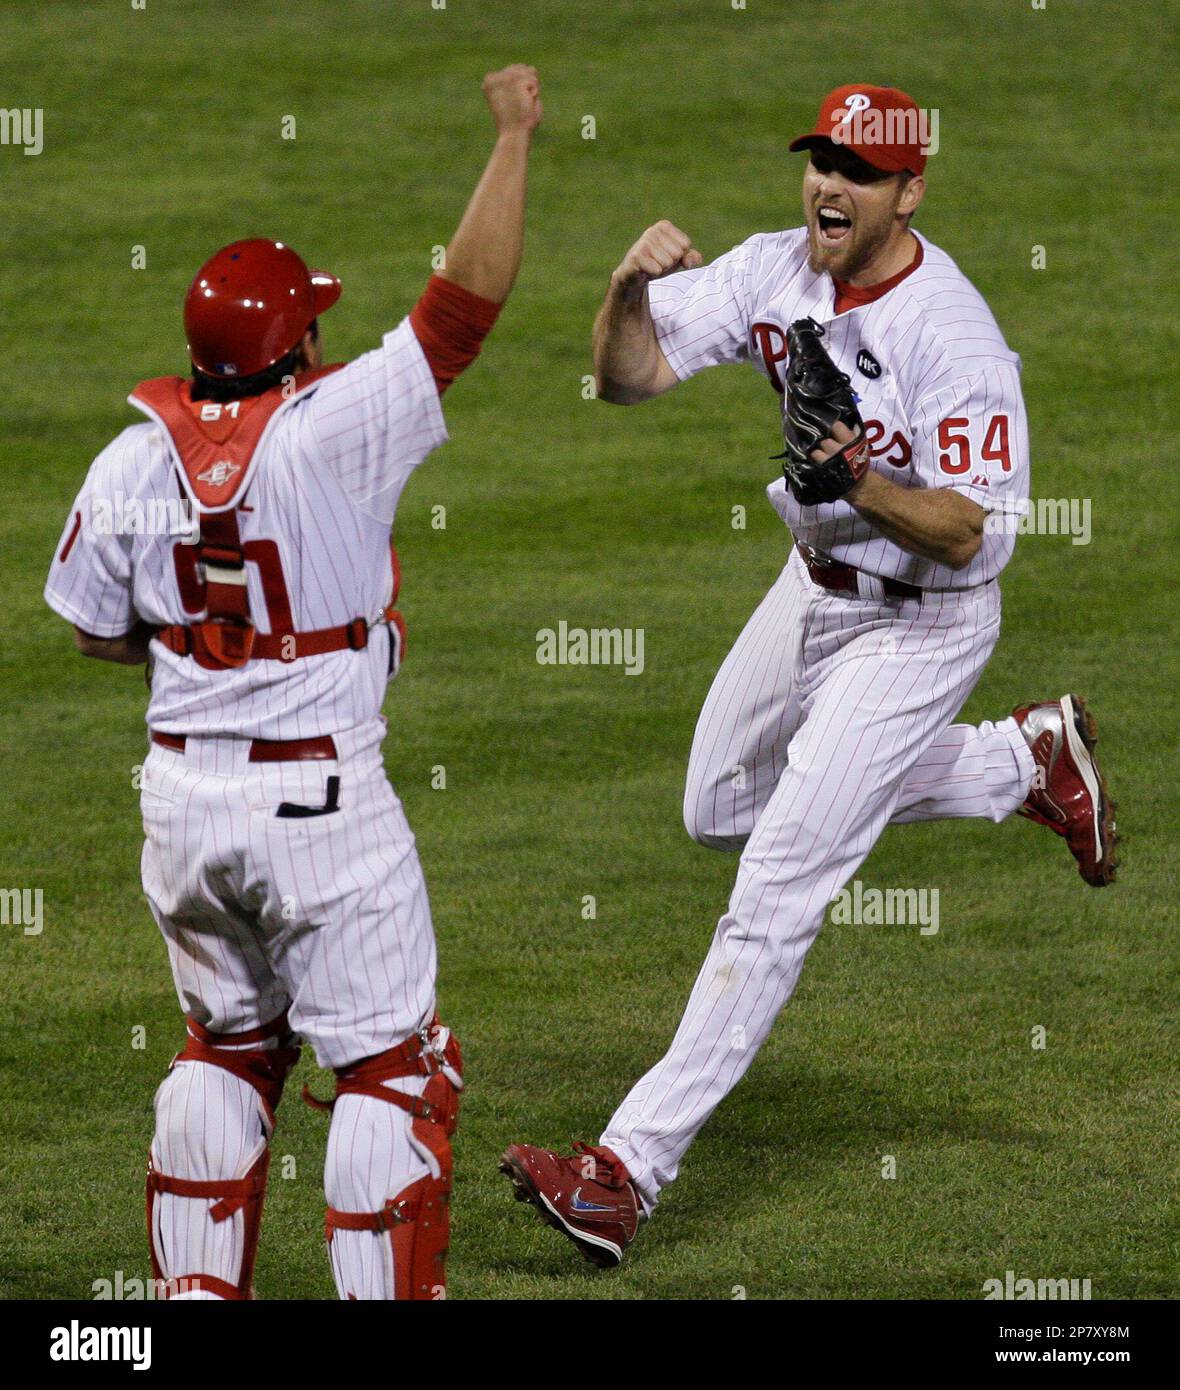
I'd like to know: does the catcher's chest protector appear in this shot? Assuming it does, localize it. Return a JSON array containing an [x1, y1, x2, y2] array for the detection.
[[129, 369, 406, 674], [129, 369, 344, 513]]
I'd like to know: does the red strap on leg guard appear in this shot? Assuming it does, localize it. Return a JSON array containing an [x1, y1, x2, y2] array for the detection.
[[186, 1013, 293, 1047], [176, 1014, 301, 1120], [147, 1149, 269, 1221], [301, 1017, 460, 1121], [173, 1274, 248, 1301], [325, 1181, 428, 1238], [146, 1149, 271, 1300], [325, 1174, 450, 1300]]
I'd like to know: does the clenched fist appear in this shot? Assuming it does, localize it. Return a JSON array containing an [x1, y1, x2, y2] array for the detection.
[[612, 220, 703, 295], [483, 64, 543, 135]]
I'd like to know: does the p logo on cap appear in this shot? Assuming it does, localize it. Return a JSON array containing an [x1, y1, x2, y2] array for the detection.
[[789, 84, 932, 176]]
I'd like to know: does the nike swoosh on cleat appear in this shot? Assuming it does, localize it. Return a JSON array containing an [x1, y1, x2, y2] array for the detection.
[[569, 1187, 613, 1213]]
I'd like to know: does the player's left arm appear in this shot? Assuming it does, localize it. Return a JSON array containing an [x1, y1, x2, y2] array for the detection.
[[836, 363, 1027, 569], [841, 446, 986, 569], [72, 621, 154, 664]]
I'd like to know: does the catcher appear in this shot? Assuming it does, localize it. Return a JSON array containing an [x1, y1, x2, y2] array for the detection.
[[501, 83, 1118, 1268], [45, 64, 542, 1299]]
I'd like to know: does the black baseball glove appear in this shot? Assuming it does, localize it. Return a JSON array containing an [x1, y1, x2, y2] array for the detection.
[[777, 317, 871, 506]]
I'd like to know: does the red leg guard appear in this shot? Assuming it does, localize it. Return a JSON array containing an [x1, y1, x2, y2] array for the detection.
[[147, 1149, 271, 1299], [146, 1014, 299, 1299], [326, 1169, 450, 1301], [178, 1015, 301, 1123], [318, 1022, 462, 1300]]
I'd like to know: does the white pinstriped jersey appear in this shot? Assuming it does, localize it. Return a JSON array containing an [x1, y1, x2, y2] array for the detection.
[[648, 228, 1029, 589], [44, 319, 447, 738]]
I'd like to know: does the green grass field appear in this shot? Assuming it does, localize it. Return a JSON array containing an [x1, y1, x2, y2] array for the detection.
[[1, 0, 1176, 1301]]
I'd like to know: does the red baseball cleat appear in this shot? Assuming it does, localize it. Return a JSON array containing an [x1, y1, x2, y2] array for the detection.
[[1013, 694, 1118, 887], [499, 1141, 640, 1268]]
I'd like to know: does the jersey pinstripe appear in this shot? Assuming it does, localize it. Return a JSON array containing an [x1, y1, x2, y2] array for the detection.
[[647, 228, 1029, 589], [595, 226, 1040, 1212], [44, 319, 447, 738], [601, 551, 1036, 1206]]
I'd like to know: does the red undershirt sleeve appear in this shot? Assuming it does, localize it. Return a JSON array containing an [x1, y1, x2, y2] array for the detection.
[[408, 275, 502, 395]]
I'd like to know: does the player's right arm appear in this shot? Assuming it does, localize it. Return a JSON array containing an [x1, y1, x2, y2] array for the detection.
[[436, 63, 542, 305], [398, 64, 541, 400], [72, 621, 154, 665], [404, 64, 541, 398], [44, 430, 147, 658], [592, 222, 703, 404], [305, 66, 542, 527]]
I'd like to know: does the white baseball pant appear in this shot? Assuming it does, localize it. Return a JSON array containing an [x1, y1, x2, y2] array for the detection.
[[141, 716, 440, 1298], [601, 549, 1036, 1208], [140, 717, 436, 1066]]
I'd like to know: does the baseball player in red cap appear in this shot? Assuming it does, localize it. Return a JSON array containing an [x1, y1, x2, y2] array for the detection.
[[46, 64, 542, 1299], [501, 83, 1118, 1269]]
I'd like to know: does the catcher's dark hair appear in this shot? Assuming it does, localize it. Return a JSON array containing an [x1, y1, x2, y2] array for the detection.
[[190, 319, 318, 403]]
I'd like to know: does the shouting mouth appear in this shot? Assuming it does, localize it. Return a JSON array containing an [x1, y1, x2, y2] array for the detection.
[[816, 205, 853, 246]]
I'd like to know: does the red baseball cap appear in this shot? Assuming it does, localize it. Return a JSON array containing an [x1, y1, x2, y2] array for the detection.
[[789, 84, 930, 176], [184, 238, 342, 378]]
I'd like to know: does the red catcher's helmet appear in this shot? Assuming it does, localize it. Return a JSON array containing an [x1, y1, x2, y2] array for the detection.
[[184, 238, 342, 378]]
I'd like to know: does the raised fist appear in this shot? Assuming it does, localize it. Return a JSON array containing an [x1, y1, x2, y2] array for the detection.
[[613, 220, 703, 293], [483, 64, 543, 135]]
